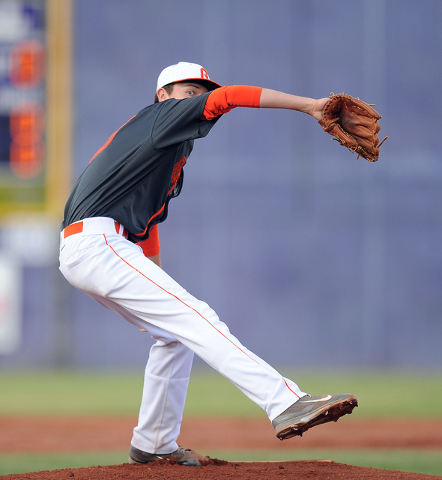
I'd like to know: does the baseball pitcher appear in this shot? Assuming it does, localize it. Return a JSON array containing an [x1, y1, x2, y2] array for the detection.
[[59, 62, 375, 466]]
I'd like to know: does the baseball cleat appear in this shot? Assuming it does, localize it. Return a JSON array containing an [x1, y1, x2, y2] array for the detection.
[[272, 393, 358, 440], [128, 445, 209, 466]]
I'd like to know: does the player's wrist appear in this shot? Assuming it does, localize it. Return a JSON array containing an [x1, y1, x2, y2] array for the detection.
[[310, 98, 329, 121]]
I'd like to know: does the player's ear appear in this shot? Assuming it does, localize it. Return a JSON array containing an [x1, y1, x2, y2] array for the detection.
[[157, 87, 170, 102]]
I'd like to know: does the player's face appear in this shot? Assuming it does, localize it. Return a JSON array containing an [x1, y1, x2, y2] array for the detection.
[[159, 82, 208, 101]]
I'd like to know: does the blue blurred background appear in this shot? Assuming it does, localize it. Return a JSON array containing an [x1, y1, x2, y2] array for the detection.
[[1, 0, 441, 371]]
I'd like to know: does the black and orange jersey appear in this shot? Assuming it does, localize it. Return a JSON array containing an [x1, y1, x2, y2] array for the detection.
[[62, 86, 262, 244]]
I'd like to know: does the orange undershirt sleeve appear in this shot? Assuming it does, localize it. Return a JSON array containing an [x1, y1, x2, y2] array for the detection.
[[202, 86, 263, 120], [137, 224, 160, 257]]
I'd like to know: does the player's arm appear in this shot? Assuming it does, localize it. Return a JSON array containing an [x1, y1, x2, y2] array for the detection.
[[147, 253, 162, 268], [259, 89, 329, 121], [137, 224, 162, 268], [202, 86, 328, 122]]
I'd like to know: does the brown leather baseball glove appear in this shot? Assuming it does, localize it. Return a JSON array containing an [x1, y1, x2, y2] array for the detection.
[[318, 93, 388, 162]]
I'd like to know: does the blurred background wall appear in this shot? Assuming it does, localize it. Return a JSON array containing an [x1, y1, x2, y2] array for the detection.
[[0, 0, 441, 370]]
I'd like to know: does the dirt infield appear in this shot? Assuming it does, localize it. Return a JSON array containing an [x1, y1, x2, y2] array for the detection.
[[1, 416, 442, 479], [2, 461, 441, 480]]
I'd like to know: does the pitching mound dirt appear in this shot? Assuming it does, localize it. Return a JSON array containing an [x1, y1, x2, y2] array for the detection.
[[1, 460, 440, 480]]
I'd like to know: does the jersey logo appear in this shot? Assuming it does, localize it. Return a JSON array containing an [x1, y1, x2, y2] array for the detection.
[[302, 395, 332, 403], [200, 68, 209, 80], [168, 156, 186, 195]]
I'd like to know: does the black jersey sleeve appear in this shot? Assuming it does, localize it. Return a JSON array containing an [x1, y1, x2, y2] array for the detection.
[[151, 92, 221, 150]]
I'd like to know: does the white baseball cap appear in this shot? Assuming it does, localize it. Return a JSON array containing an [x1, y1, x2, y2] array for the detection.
[[156, 62, 221, 92]]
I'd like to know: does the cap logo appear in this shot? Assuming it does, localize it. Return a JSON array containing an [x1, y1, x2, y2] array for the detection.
[[200, 68, 209, 80]]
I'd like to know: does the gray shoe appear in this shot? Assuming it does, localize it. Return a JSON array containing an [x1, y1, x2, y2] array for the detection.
[[128, 444, 209, 466], [272, 393, 358, 440]]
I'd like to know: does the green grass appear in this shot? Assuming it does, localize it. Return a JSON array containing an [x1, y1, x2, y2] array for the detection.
[[0, 371, 143, 416], [185, 368, 442, 418], [1, 369, 441, 476], [2, 368, 442, 418]]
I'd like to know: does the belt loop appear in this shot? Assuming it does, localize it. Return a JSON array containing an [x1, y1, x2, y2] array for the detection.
[[114, 221, 128, 238]]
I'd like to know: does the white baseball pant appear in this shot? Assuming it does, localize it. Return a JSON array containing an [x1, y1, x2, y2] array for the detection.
[[59, 217, 306, 454]]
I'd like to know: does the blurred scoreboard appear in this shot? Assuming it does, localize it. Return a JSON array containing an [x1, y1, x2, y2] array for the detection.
[[0, 0, 47, 214]]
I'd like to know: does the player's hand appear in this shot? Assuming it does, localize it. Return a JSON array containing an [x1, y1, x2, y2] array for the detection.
[[310, 98, 329, 122]]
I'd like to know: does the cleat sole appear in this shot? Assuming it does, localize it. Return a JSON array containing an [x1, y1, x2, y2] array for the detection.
[[276, 396, 358, 440]]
